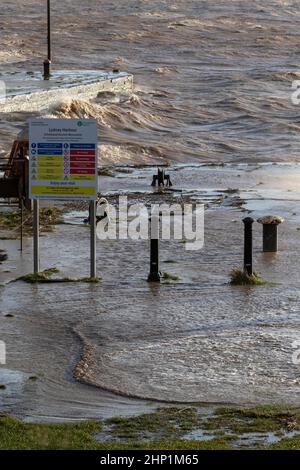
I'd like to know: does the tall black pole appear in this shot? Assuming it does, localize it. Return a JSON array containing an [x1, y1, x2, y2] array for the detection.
[[47, 0, 51, 61], [43, 0, 51, 79]]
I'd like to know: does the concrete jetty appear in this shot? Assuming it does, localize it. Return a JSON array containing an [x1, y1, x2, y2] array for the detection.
[[0, 70, 133, 113]]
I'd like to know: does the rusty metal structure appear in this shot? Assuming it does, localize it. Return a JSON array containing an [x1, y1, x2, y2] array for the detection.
[[0, 137, 31, 210], [151, 168, 172, 188]]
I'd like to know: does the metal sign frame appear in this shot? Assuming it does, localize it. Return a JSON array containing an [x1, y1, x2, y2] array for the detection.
[[29, 118, 98, 278]]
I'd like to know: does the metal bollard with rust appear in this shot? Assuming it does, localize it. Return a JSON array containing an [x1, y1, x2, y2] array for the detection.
[[151, 168, 172, 188], [243, 217, 254, 275], [257, 215, 284, 253]]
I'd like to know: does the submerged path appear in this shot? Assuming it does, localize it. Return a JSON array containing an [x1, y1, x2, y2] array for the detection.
[[1, 164, 300, 420]]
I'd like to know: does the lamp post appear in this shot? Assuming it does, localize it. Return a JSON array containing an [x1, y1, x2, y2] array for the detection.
[[43, 0, 51, 79]]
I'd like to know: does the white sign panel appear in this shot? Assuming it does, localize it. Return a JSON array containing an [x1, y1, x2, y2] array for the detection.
[[29, 119, 98, 200]]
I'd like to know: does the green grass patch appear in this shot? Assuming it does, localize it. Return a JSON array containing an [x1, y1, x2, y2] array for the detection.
[[224, 188, 239, 194], [162, 272, 181, 282], [0, 415, 101, 450], [267, 436, 300, 450], [106, 407, 199, 441], [0, 413, 231, 450], [230, 269, 267, 286], [0, 207, 64, 235], [2, 405, 300, 449], [17, 268, 60, 283], [206, 163, 225, 167], [16, 270, 101, 284], [98, 168, 115, 177], [204, 405, 300, 435]]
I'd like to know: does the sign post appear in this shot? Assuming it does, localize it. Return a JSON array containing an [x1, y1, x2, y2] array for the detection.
[[29, 119, 98, 277], [90, 201, 97, 278], [33, 200, 40, 274]]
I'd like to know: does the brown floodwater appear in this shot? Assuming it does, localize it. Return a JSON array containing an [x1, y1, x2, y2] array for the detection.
[[1, 1, 300, 420], [1, 164, 300, 419], [1, 0, 300, 164]]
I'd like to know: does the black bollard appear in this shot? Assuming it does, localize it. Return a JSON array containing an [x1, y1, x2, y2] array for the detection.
[[243, 217, 254, 276], [147, 214, 161, 282], [257, 216, 284, 253], [263, 225, 278, 253], [43, 59, 51, 80]]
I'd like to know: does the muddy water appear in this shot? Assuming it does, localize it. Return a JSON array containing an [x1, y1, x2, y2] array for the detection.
[[1, 0, 300, 163], [1, 0, 300, 419], [1, 164, 300, 419]]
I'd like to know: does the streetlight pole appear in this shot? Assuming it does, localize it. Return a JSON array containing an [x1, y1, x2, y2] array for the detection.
[[43, 0, 51, 79], [47, 0, 51, 62]]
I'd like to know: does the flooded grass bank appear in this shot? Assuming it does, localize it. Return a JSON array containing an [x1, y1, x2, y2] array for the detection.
[[2, 405, 300, 450]]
